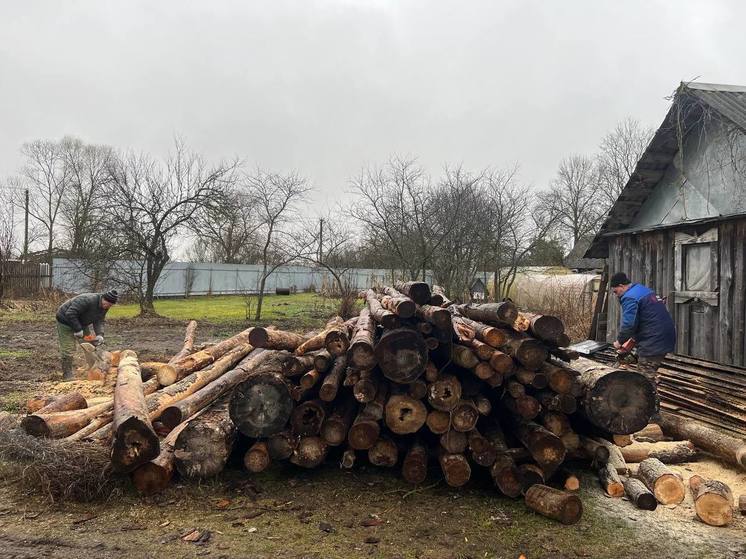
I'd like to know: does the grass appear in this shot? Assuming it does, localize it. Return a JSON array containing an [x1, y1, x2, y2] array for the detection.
[[0, 391, 28, 413], [0, 349, 32, 359], [1, 293, 358, 328]]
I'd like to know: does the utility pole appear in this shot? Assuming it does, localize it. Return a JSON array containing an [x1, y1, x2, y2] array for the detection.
[[23, 189, 29, 261], [318, 218, 324, 262]]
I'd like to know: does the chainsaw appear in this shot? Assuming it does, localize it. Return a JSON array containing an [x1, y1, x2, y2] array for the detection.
[[78, 334, 111, 375], [615, 338, 637, 367]]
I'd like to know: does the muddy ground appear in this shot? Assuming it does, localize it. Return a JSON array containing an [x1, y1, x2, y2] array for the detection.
[[1, 314, 745, 559]]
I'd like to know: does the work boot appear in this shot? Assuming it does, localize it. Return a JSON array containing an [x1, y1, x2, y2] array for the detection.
[[61, 356, 74, 381]]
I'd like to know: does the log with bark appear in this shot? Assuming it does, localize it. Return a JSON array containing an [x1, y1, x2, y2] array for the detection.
[[513, 421, 566, 474], [623, 477, 657, 510], [439, 451, 471, 487], [427, 374, 462, 411], [365, 289, 400, 329], [524, 484, 583, 524], [417, 304, 452, 331], [638, 458, 685, 505], [430, 285, 452, 307], [394, 280, 431, 306], [348, 307, 377, 370], [455, 302, 518, 326], [658, 412, 746, 469], [319, 355, 347, 402], [157, 327, 253, 386], [320, 396, 357, 446], [249, 327, 308, 352], [689, 475, 734, 526], [499, 330, 548, 371], [174, 395, 235, 478], [522, 312, 566, 346], [633, 423, 665, 443], [620, 440, 696, 464], [347, 383, 388, 450], [375, 328, 428, 384], [294, 317, 345, 355], [291, 399, 326, 436], [380, 287, 416, 319], [402, 439, 428, 484], [385, 394, 427, 434], [368, 436, 398, 467], [32, 392, 88, 414], [598, 463, 624, 497], [573, 357, 656, 434], [290, 436, 328, 468], [169, 320, 198, 363], [111, 350, 160, 472], [451, 314, 508, 348], [244, 441, 271, 473]]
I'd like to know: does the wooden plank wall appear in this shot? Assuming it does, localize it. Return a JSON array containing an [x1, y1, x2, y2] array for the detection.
[[606, 218, 746, 367]]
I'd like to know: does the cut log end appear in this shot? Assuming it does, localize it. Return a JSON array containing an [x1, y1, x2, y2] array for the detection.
[[585, 370, 656, 434], [525, 485, 583, 525], [111, 416, 160, 473]]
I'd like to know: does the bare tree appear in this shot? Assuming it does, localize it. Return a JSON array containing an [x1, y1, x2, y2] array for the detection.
[[16, 139, 71, 265], [596, 117, 654, 209], [0, 203, 18, 301], [59, 137, 114, 257], [351, 157, 467, 281], [105, 142, 238, 315], [248, 169, 310, 320], [539, 155, 604, 248], [187, 182, 260, 264]]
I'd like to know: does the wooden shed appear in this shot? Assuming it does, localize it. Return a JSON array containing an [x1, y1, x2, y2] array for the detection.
[[586, 82, 746, 366]]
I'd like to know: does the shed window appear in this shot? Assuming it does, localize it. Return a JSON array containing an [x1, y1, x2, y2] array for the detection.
[[674, 228, 719, 306]]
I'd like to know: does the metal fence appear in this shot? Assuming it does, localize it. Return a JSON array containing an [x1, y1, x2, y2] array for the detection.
[[0, 261, 51, 298], [52, 258, 433, 297]]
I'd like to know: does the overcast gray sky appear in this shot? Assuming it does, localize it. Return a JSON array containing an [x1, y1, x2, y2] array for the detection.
[[2, 0, 745, 208]]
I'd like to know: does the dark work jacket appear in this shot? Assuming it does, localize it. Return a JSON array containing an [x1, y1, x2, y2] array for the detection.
[[55, 293, 109, 335], [617, 283, 676, 357]]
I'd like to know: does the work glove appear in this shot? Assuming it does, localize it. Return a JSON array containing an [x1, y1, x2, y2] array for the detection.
[[74, 330, 85, 339], [93, 335, 104, 346]]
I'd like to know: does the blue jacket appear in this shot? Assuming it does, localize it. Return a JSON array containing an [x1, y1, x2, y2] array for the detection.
[[617, 283, 676, 357]]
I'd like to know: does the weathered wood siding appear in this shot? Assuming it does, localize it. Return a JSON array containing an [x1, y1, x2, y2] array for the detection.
[[606, 218, 746, 366]]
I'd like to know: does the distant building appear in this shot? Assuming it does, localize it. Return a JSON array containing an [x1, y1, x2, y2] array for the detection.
[[470, 278, 486, 302], [585, 81, 746, 366], [564, 236, 605, 272]]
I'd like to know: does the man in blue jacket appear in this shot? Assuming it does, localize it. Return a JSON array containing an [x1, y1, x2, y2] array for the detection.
[[610, 272, 675, 380], [55, 290, 118, 380]]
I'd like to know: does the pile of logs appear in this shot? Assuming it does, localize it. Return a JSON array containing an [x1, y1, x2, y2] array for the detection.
[[16, 282, 739, 526]]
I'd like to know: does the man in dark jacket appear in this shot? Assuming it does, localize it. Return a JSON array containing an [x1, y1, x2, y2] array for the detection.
[[610, 272, 675, 380], [55, 290, 119, 380]]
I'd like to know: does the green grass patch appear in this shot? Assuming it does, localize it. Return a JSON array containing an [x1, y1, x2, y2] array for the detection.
[[0, 349, 33, 359], [0, 391, 28, 413]]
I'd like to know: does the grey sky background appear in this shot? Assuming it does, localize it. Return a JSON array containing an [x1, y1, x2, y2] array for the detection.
[[2, 0, 745, 209]]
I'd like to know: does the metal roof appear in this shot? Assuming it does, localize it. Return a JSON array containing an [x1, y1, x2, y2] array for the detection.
[[585, 81, 746, 258]]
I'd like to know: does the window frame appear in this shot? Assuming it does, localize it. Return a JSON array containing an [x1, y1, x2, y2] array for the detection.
[[673, 228, 719, 306]]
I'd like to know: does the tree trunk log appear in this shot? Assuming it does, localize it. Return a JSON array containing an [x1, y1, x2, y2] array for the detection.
[[368, 436, 398, 467], [349, 307, 377, 370], [407, 379, 428, 400], [353, 368, 379, 403], [417, 304, 452, 331], [321, 396, 357, 446], [282, 353, 317, 377], [229, 352, 295, 438], [300, 368, 323, 390], [658, 412, 746, 469], [402, 440, 428, 484], [623, 477, 657, 510], [455, 302, 518, 326], [169, 320, 198, 363], [522, 312, 566, 346], [347, 383, 387, 450], [451, 315, 508, 348], [427, 374, 462, 411], [33, 392, 87, 414], [375, 328, 428, 384], [499, 331, 548, 370], [394, 280, 431, 305], [294, 317, 344, 355], [518, 463, 546, 493], [158, 348, 268, 431], [557, 468, 580, 491], [426, 409, 451, 434], [573, 357, 656, 434], [440, 429, 468, 454], [244, 441, 271, 473], [620, 440, 696, 464], [490, 454, 522, 498], [598, 463, 624, 497], [591, 437, 628, 474], [451, 345, 480, 369], [513, 421, 566, 474], [689, 475, 734, 526], [380, 287, 416, 319], [290, 399, 326, 436], [524, 485, 583, 525], [638, 458, 686, 505], [174, 395, 235, 478], [131, 413, 195, 495], [439, 451, 471, 487], [313, 350, 334, 373], [111, 350, 160, 472], [515, 368, 549, 389], [468, 430, 497, 467], [290, 436, 328, 468], [385, 394, 427, 434], [633, 423, 665, 443], [249, 327, 307, 352], [159, 327, 253, 386], [430, 284, 452, 307], [267, 430, 298, 460], [451, 400, 479, 432], [541, 412, 571, 437], [539, 361, 579, 395], [319, 355, 346, 402], [365, 290, 400, 329]]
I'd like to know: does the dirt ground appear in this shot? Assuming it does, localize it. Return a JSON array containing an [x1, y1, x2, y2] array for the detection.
[[1, 314, 745, 559]]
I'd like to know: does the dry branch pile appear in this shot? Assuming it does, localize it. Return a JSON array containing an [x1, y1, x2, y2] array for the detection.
[[10, 283, 737, 524]]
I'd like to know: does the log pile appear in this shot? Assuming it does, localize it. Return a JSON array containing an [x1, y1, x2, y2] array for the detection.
[[17, 282, 697, 525]]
